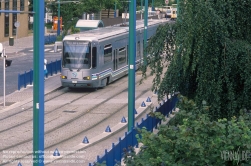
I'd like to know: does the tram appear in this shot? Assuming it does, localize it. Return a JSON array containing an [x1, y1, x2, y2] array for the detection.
[[60, 19, 168, 88], [171, 4, 177, 20]]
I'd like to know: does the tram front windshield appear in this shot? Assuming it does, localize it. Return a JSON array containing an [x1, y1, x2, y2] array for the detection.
[[63, 41, 91, 69]]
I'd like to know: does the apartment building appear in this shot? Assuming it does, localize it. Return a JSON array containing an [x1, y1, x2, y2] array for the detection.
[[0, 0, 29, 42]]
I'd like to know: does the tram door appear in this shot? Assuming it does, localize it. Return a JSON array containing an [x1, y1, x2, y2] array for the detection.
[[113, 49, 118, 71]]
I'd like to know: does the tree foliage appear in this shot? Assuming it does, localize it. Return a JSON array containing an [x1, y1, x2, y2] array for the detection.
[[144, 0, 251, 119], [124, 96, 251, 166]]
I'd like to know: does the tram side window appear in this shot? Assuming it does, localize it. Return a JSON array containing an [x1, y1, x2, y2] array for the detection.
[[137, 42, 140, 58], [127, 45, 128, 64], [104, 44, 112, 64], [118, 47, 126, 64], [143, 38, 151, 48], [92, 47, 97, 68]]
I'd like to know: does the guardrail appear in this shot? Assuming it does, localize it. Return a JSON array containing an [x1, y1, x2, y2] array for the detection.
[[44, 34, 57, 45], [18, 59, 61, 91], [54, 41, 63, 52], [89, 95, 178, 166]]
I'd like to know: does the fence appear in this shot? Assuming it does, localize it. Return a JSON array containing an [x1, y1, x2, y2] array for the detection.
[[18, 59, 61, 91], [44, 34, 57, 45], [89, 95, 178, 166]]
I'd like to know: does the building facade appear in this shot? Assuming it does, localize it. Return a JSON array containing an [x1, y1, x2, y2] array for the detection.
[[0, 0, 29, 42]]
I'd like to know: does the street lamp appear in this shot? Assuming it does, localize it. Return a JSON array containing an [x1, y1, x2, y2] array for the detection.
[[152, 0, 154, 11], [128, 0, 136, 131], [0, 43, 5, 107], [57, 0, 61, 36], [0, 43, 12, 107], [114, 2, 117, 18]]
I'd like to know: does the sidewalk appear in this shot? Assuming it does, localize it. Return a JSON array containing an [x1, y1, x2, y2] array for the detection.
[[0, 31, 58, 109], [1, 32, 56, 55], [0, 74, 61, 112]]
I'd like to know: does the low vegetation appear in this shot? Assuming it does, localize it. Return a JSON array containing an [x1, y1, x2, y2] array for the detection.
[[123, 95, 251, 166]]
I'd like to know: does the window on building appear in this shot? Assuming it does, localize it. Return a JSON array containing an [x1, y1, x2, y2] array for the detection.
[[12, 14, 17, 35], [5, 14, 9, 37], [4, 1, 9, 37], [5, 0, 9, 10], [12, 0, 17, 35], [13, 0, 17, 10], [20, 0, 24, 11], [0, 2, 1, 15]]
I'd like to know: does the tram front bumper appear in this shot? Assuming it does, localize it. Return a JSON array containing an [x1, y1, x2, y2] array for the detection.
[[61, 79, 99, 88]]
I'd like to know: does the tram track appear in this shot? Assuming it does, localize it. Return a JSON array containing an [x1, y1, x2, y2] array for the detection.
[[1, 89, 150, 166], [0, 71, 154, 165], [0, 86, 67, 122], [0, 87, 92, 133]]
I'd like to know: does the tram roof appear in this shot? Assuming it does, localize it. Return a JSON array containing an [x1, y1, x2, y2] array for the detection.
[[64, 19, 168, 41]]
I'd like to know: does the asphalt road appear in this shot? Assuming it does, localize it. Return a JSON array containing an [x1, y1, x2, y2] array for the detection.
[[0, 46, 61, 97]]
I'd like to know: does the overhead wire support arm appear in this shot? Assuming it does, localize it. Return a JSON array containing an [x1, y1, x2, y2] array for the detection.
[[0, 10, 35, 14]]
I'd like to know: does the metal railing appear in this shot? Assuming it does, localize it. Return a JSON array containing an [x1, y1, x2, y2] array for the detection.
[[44, 34, 57, 44], [89, 95, 178, 166], [18, 59, 61, 91]]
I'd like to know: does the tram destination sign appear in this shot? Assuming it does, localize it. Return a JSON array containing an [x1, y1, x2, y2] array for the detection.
[[65, 41, 88, 45]]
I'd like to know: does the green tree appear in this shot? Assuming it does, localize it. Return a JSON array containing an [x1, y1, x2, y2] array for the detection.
[[144, 0, 251, 119], [102, 0, 118, 18], [45, 0, 120, 36], [77, 0, 103, 15]]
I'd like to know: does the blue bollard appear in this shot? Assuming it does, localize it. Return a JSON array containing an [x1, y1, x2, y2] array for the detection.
[[121, 116, 127, 123], [53, 148, 60, 156], [105, 126, 111, 132], [82, 136, 89, 144], [146, 97, 151, 102], [141, 101, 146, 107]]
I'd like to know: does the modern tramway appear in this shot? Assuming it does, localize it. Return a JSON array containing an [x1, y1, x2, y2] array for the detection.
[[60, 19, 168, 88]]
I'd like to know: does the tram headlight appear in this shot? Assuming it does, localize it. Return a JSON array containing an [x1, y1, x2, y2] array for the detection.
[[83, 76, 90, 80], [61, 75, 67, 79]]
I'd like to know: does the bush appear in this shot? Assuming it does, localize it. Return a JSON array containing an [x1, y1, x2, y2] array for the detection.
[[124, 96, 251, 166], [56, 35, 63, 41], [45, 22, 53, 29]]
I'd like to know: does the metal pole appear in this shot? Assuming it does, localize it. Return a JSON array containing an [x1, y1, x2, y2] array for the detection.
[[114, 2, 116, 18], [177, 0, 179, 21], [57, 0, 60, 36], [141, 0, 143, 20], [152, 0, 154, 11], [3, 48, 5, 107], [33, 0, 45, 165], [144, 0, 148, 66], [128, 0, 136, 131]]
